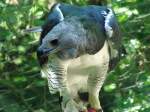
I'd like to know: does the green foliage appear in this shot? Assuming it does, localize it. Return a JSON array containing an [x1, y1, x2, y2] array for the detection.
[[0, 0, 149, 112], [101, 0, 150, 112]]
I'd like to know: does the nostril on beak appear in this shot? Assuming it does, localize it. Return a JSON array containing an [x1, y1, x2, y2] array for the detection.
[[50, 39, 59, 46]]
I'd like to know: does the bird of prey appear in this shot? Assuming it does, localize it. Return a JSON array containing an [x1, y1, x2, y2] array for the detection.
[[26, 3, 122, 112]]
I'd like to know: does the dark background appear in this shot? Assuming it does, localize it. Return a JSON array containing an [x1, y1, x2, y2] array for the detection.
[[0, 0, 149, 112]]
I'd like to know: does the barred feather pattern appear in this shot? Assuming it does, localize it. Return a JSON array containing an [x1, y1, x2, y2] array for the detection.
[[41, 63, 67, 94]]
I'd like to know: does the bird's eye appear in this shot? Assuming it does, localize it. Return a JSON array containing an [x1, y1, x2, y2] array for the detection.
[[50, 39, 59, 46]]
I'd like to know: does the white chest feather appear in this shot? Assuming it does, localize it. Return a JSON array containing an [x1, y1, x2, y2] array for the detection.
[[41, 41, 110, 96], [67, 41, 110, 97]]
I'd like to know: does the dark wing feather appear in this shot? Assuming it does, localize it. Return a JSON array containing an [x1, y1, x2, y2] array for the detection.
[[101, 8, 122, 70]]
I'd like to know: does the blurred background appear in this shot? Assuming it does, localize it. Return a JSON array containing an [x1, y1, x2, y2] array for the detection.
[[0, 0, 149, 112]]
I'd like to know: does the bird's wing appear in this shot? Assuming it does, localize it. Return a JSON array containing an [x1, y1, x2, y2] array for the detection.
[[101, 8, 122, 69], [83, 6, 121, 69], [101, 8, 121, 39]]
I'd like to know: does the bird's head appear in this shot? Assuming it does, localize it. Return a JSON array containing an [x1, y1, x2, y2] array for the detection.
[[37, 17, 86, 61]]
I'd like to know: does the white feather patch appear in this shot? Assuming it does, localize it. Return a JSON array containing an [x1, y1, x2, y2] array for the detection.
[[53, 3, 64, 21], [102, 8, 114, 38]]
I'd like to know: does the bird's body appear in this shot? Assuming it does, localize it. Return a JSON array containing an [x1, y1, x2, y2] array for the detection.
[[67, 40, 109, 99], [27, 3, 122, 112]]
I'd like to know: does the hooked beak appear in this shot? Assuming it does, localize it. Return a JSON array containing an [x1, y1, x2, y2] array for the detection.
[[37, 47, 60, 57]]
